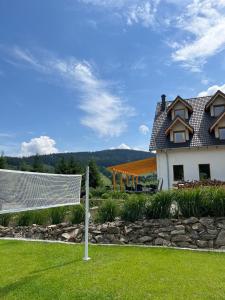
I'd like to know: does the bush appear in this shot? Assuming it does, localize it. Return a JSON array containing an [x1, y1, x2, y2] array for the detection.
[[202, 187, 225, 217], [17, 211, 33, 226], [145, 191, 174, 219], [90, 186, 108, 198], [49, 207, 66, 224], [121, 195, 146, 222], [174, 188, 206, 218], [29, 210, 49, 225], [70, 205, 85, 224], [0, 214, 11, 226], [97, 199, 118, 222]]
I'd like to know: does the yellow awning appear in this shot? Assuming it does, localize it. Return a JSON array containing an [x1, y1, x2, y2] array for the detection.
[[108, 157, 157, 176]]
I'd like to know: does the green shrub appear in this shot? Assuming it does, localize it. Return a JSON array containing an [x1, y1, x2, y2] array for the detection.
[[97, 199, 118, 223], [30, 210, 49, 225], [17, 211, 33, 226], [90, 187, 108, 198], [145, 191, 174, 219], [49, 207, 66, 224], [70, 205, 85, 224], [110, 191, 129, 200], [101, 192, 111, 199], [122, 195, 146, 222], [174, 188, 207, 218], [203, 187, 225, 217], [0, 214, 11, 226]]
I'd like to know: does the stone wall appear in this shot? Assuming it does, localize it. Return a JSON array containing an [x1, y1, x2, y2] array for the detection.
[[1, 217, 225, 249]]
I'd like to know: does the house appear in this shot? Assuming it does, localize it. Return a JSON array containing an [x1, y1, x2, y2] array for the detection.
[[150, 90, 225, 190]]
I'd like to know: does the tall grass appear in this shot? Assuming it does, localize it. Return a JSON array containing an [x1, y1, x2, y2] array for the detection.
[[97, 199, 118, 222], [145, 191, 174, 219], [121, 195, 146, 222]]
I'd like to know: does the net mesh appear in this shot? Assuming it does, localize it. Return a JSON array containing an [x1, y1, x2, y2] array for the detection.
[[0, 169, 82, 214]]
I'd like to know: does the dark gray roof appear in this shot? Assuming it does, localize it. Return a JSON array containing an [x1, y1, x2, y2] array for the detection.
[[149, 95, 225, 150]]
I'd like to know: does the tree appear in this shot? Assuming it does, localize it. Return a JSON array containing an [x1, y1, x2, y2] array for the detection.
[[20, 160, 30, 171], [55, 157, 68, 174], [68, 157, 83, 174], [0, 152, 6, 169], [89, 160, 101, 188], [32, 154, 44, 172]]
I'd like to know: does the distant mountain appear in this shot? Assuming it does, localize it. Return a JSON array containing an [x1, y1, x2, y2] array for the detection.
[[6, 149, 155, 170]]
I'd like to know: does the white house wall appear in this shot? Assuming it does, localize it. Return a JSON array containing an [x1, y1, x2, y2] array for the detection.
[[156, 147, 225, 190]]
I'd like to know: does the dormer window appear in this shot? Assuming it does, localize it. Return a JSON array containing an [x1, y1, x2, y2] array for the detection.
[[165, 116, 194, 143], [214, 105, 225, 117], [219, 127, 225, 139], [174, 108, 185, 119], [205, 90, 225, 117], [167, 96, 193, 121], [173, 131, 186, 143]]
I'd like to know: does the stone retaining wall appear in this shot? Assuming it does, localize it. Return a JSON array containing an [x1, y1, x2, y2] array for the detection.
[[1, 217, 225, 249]]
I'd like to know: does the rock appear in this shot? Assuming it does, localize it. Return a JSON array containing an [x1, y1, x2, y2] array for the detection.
[[95, 235, 104, 243], [216, 230, 225, 246], [192, 223, 204, 231], [175, 225, 185, 231], [124, 226, 133, 234], [120, 237, 128, 243], [207, 229, 218, 235], [196, 240, 208, 248], [158, 226, 174, 233], [199, 233, 217, 240], [171, 229, 185, 235], [138, 236, 153, 243], [199, 218, 214, 227], [47, 225, 57, 229], [61, 233, 70, 241], [182, 217, 198, 225], [171, 235, 191, 242], [107, 226, 120, 234], [154, 238, 171, 246], [158, 232, 170, 240], [175, 242, 197, 249]]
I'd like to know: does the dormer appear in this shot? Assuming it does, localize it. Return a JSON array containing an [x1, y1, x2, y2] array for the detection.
[[210, 111, 225, 140], [205, 90, 225, 117], [165, 116, 194, 143], [167, 96, 193, 120]]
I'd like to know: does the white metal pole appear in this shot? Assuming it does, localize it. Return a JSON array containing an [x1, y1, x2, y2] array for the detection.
[[83, 166, 90, 261]]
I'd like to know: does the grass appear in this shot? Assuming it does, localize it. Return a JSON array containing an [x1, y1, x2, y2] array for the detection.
[[1, 241, 225, 299]]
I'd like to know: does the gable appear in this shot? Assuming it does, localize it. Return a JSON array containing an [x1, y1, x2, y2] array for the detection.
[[205, 90, 225, 113], [167, 96, 193, 115]]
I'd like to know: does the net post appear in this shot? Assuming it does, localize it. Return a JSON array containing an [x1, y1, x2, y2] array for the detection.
[[83, 166, 91, 261]]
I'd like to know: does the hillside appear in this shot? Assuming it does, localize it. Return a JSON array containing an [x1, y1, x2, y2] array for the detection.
[[6, 149, 155, 170]]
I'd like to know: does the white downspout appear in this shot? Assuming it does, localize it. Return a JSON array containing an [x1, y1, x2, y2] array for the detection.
[[165, 150, 170, 189]]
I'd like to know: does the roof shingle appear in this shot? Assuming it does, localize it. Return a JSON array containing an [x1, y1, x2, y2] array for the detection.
[[149, 95, 225, 150]]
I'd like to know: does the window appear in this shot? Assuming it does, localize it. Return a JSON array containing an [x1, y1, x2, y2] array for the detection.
[[214, 105, 225, 117], [219, 128, 225, 140], [174, 109, 185, 119], [173, 165, 184, 181], [199, 164, 211, 180], [173, 131, 186, 143]]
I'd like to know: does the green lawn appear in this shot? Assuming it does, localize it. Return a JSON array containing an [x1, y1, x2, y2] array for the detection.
[[1, 241, 225, 300]]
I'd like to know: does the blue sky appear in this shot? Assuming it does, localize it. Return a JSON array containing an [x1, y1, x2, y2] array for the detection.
[[1, 0, 225, 156]]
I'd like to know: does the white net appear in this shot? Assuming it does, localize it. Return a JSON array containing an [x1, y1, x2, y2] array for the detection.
[[0, 169, 82, 214]]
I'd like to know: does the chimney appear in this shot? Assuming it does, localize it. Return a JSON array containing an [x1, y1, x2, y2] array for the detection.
[[161, 94, 166, 111]]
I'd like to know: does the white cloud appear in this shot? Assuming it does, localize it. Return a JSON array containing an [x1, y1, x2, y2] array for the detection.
[[198, 84, 225, 97], [117, 143, 131, 150], [80, 0, 160, 27], [139, 124, 149, 135], [20, 136, 58, 157], [171, 0, 225, 71], [5, 47, 134, 138]]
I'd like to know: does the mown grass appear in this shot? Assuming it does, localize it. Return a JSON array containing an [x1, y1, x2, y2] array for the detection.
[[1, 240, 225, 299]]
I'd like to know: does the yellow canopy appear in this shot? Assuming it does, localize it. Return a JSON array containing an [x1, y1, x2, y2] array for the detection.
[[108, 157, 157, 176]]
